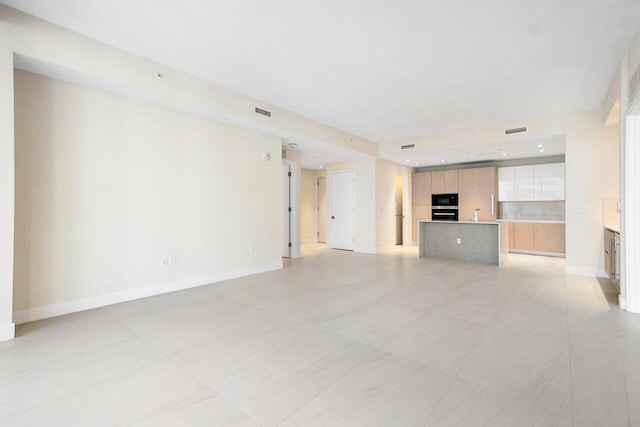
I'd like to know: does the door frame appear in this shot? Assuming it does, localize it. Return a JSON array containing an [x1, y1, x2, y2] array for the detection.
[[401, 174, 410, 245], [317, 176, 327, 244], [329, 169, 356, 251], [282, 159, 299, 258]]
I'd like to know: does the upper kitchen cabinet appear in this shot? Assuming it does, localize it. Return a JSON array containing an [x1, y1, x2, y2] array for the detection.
[[498, 163, 564, 201], [498, 167, 515, 202], [515, 165, 535, 201], [534, 163, 565, 200], [459, 167, 497, 221], [412, 172, 432, 205], [432, 170, 458, 194]]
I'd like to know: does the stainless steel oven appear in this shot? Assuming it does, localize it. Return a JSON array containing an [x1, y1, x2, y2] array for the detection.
[[431, 207, 459, 221]]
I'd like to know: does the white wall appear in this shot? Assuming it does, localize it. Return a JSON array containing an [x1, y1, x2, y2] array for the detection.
[[12, 70, 282, 321], [0, 20, 16, 340], [300, 169, 318, 242], [380, 110, 619, 275], [375, 159, 413, 251], [325, 157, 377, 253], [0, 4, 380, 338]]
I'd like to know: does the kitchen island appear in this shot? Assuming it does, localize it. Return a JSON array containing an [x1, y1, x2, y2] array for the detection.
[[418, 220, 508, 266]]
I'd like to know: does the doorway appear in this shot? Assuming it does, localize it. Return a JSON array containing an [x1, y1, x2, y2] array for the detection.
[[330, 170, 355, 251], [317, 176, 327, 243], [395, 175, 404, 245]]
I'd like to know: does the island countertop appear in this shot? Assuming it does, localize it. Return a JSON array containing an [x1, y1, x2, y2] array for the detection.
[[418, 220, 508, 265]]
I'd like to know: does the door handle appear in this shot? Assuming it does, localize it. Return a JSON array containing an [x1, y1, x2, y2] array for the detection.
[[331, 216, 335, 220]]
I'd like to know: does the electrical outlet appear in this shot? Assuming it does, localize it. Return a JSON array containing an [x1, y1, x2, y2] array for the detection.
[[169, 256, 177, 265], [160, 257, 168, 267], [456, 238, 462, 245]]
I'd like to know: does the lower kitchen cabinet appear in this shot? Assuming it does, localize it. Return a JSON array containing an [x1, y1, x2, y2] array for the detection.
[[508, 221, 565, 256], [533, 223, 565, 253], [513, 223, 534, 250]]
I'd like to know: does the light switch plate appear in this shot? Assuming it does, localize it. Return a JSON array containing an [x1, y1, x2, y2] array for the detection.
[[457, 238, 462, 244]]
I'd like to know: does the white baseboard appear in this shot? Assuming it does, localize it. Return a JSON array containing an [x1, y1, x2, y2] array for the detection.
[[355, 246, 376, 254], [0, 323, 15, 342], [619, 295, 627, 310], [13, 262, 283, 325], [376, 245, 398, 253], [565, 265, 608, 278]]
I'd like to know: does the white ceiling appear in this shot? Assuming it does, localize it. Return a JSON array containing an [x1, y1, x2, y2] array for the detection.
[[3, 0, 638, 165]]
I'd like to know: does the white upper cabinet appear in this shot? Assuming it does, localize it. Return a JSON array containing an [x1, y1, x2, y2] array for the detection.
[[498, 163, 565, 201], [534, 163, 565, 200], [515, 165, 535, 201], [498, 167, 515, 201]]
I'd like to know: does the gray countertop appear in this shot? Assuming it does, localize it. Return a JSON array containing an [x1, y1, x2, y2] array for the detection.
[[420, 220, 500, 225]]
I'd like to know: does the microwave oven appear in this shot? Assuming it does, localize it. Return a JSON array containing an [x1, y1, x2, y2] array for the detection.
[[431, 193, 458, 207]]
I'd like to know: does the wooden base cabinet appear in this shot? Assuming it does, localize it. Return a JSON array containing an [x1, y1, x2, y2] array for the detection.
[[507, 221, 565, 256]]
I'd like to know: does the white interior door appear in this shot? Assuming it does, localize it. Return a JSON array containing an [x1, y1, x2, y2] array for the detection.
[[330, 171, 355, 251], [317, 177, 327, 243]]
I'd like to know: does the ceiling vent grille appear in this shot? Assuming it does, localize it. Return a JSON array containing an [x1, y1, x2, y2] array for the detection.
[[255, 107, 271, 117], [505, 127, 527, 135], [401, 144, 415, 150]]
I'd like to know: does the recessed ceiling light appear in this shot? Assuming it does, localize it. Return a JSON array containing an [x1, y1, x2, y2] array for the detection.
[[538, 144, 543, 147], [156, 72, 164, 78], [415, 162, 419, 165], [406, 160, 410, 163], [470, 156, 474, 160], [319, 165, 324, 168], [539, 149, 545, 153], [441, 160, 445, 163], [502, 153, 507, 157]]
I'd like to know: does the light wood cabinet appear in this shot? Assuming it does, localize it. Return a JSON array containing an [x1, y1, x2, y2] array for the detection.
[[458, 167, 497, 221], [412, 172, 432, 205], [431, 170, 458, 194], [509, 221, 565, 254], [431, 171, 444, 194], [513, 223, 534, 250], [533, 223, 565, 253], [444, 170, 459, 193], [508, 222, 515, 251]]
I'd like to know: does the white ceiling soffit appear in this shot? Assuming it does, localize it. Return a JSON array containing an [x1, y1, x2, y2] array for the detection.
[[3, 0, 639, 143], [391, 135, 566, 168], [14, 54, 366, 168]]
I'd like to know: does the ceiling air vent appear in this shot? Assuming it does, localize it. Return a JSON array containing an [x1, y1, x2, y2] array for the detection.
[[401, 144, 415, 150], [505, 127, 527, 135], [255, 107, 271, 117]]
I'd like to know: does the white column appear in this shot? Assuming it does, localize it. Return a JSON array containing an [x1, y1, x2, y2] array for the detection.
[[0, 24, 15, 340], [625, 115, 640, 313]]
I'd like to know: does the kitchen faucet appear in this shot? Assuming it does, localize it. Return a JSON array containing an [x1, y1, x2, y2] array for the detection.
[[473, 208, 480, 222]]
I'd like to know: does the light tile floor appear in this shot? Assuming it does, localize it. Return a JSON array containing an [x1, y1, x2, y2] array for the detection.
[[1, 244, 639, 426]]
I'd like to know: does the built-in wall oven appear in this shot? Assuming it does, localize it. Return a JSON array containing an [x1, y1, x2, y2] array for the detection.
[[431, 193, 459, 221]]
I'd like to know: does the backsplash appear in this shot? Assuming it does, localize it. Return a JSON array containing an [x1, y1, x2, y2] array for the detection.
[[499, 201, 565, 221]]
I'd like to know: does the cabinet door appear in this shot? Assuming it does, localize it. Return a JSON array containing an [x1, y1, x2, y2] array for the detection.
[[508, 222, 515, 251], [458, 167, 497, 221], [412, 172, 432, 205], [534, 163, 565, 200], [412, 204, 430, 220], [513, 222, 534, 250], [498, 167, 516, 201], [533, 223, 565, 253], [515, 166, 535, 201], [444, 170, 459, 193], [604, 229, 613, 278], [431, 171, 445, 194]]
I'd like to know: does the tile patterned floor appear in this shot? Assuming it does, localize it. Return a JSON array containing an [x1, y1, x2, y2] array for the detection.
[[1, 244, 639, 426]]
